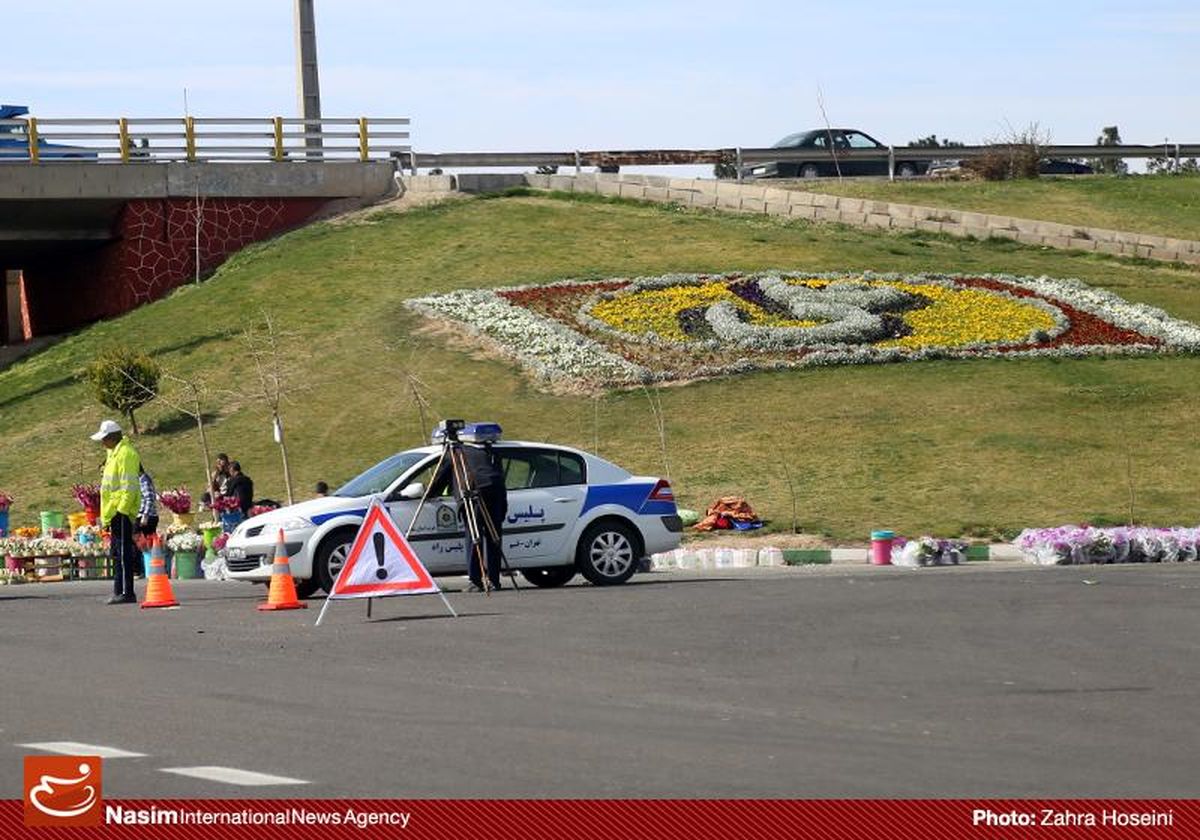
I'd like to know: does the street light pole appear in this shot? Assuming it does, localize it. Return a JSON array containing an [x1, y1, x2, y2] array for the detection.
[[294, 0, 323, 159]]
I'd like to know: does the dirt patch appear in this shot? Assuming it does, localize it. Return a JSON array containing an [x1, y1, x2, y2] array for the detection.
[[325, 189, 468, 226]]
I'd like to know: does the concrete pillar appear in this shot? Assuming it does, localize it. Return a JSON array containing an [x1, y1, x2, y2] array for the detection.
[[5, 270, 26, 343], [294, 0, 323, 159]]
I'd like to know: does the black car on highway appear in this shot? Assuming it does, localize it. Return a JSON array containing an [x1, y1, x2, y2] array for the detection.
[[741, 129, 928, 179]]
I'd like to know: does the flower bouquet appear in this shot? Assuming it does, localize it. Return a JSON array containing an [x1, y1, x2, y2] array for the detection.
[[1017, 526, 1200, 565], [248, 503, 280, 518], [891, 536, 968, 567], [210, 496, 241, 513], [167, 531, 204, 553], [71, 484, 101, 524], [213, 532, 230, 552], [13, 526, 40, 539], [158, 487, 193, 515]]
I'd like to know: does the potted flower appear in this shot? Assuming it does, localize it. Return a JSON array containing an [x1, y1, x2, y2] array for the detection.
[[70, 483, 101, 526], [167, 530, 204, 579], [30, 536, 74, 579], [158, 487, 194, 527], [210, 495, 243, 532], [0, 491, 13, 535]]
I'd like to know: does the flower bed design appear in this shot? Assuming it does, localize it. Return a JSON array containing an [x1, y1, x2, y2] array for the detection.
[[406, 272, 1200, 387]]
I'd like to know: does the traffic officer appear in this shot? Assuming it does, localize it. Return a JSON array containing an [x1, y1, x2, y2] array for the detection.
[[91, 420, 142, 604], [429, 439, 508, 592]]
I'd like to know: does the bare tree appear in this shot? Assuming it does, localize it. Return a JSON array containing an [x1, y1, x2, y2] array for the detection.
[[192, 177, 206, 285], [118, 366, 217, 496], [641, 385, 671, 482], [240, 312, 306, 505]]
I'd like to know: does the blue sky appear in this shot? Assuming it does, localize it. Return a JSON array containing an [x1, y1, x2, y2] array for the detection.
[[6, 0, 1198, 153]]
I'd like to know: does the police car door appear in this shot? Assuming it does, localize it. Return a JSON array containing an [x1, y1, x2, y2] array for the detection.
[[499, 447, 587, 563], [383, 459, 464, 574]]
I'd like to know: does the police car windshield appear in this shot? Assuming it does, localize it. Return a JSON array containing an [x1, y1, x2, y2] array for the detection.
[[333, 451, 429, 498]]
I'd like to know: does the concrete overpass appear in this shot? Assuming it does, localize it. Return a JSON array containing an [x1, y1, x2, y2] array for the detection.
[[1, 161, 397, 343]]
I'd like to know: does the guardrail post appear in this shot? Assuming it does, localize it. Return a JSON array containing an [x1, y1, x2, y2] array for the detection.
[[118, 118, 130, 163], [28, 117, 39, 164], [409, 150, 417, 175], [185, 116, 196, 162], [359, 117, 369, 162], [888, 146, 895, 181], [735, 147, 743, 183], [1175, 143, 1181, 172], [273, 117, 284, 162], [574, 150, 581, 175]]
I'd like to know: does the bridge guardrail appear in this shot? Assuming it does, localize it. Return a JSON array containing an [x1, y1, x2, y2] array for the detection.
[[0, 115, 1195, 173], [0, 116, 410, 163]]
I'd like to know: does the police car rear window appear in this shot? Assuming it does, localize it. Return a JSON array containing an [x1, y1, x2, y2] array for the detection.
[[502, 450, 586, 490]]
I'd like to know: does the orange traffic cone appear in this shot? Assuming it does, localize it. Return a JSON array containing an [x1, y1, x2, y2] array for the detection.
[[141, 536, 180, 609], [258, 529, 307, 611]]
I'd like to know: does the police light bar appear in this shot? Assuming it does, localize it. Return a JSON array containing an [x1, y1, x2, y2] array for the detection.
[[431, 421, 503, 445]]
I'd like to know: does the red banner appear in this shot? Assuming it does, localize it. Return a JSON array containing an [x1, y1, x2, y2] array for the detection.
[[2, 799, 1199, 839]]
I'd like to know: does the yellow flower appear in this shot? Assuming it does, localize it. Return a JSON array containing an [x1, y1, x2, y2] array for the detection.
[[878, 282, 1055, 349], [591, 282, 818, 341]]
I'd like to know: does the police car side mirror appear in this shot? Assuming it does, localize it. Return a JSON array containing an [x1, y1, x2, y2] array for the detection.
[[398, 482, 424, 500]]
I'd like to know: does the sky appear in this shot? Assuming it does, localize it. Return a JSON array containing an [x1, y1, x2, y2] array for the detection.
[[5, 0, 1199, 156]]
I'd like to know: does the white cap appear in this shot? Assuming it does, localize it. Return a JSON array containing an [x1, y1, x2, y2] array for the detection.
[[90, 419, 123, 441]]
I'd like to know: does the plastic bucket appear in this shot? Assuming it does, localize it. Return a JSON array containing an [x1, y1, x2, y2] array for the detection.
[[173, 551, 200, 580], [220, 511, 244, 532], [67, 511, 89, 532], [40, 511, 65, 535], [870, 530, 894, 566], [0, 509, 8, 535]]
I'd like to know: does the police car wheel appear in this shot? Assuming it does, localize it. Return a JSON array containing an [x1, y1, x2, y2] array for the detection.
[[577, 520, 639, 586], [295, 577, 321, 599], [314, 527, 358, 593], [521, 566, 577, 588]]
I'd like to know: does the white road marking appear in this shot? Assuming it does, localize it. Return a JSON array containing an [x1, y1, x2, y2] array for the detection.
[[19, 741, 146, 759], [159, 766, 309, 786]]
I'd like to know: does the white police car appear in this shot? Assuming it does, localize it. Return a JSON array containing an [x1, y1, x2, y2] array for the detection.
[[224, 427, 681, 596]]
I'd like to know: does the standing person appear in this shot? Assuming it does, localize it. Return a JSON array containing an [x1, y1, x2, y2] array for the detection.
[[91, 420, 141, 604], [135, 465, 159, 578], [225, 461, 254, 517], [210, 453, 231, 499], [429, 437, 508, 592]]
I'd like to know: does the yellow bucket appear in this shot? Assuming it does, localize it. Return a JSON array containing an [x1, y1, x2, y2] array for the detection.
[[67, 511, 90, 532]]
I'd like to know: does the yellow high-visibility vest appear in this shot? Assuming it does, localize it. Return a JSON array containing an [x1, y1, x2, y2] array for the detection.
[[100, 437, 141, 525]]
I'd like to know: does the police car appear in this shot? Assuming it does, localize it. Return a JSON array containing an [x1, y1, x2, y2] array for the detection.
[[224, 423, 682, 596]]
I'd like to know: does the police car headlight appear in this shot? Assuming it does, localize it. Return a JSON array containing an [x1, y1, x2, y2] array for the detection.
[[276, 517, 312, 532]]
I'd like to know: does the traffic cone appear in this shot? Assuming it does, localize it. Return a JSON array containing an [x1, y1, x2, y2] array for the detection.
[[141, 536, 180, 609], [258, 529, 307, 611]]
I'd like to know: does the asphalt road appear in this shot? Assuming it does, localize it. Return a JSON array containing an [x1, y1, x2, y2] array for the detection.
[[2, 563, 1199, 798]]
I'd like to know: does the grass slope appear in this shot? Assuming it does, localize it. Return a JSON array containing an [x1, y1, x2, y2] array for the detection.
[[3, 193, 1199, 541], [786, 175, 1200, 242]]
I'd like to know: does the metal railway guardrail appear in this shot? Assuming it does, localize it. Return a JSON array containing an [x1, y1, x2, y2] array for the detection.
[[0, 116, 410, 163]]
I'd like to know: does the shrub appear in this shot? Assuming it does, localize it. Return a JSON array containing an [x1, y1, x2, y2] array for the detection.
[[83, 346, 160, 434]]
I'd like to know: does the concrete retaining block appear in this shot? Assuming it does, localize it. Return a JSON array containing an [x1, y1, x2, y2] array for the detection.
[[831, 548, 869, 564]]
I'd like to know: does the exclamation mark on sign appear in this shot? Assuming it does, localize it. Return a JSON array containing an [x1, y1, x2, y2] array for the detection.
[[373, 532, 387, 580]]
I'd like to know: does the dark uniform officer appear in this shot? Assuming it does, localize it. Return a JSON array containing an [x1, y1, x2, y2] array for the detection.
[[430, 443, 508, 591]]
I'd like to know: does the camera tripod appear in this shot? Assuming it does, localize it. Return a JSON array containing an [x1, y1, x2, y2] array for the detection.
[[406, 435, 519, 595]]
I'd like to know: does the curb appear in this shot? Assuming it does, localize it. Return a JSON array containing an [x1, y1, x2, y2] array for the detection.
[[650, 544, 1023, 571]]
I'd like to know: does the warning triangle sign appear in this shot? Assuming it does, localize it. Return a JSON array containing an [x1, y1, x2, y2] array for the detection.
[[329, 499, 439, 599]]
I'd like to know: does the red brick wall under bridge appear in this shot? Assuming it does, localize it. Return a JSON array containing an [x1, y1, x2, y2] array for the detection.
[[18, 197, 328, 337]]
